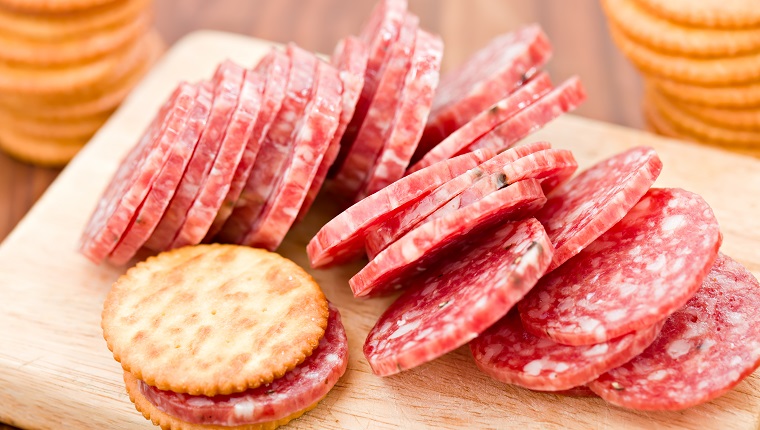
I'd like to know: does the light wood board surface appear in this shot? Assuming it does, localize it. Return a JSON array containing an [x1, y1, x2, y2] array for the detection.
[[1, 31, 759, 430]]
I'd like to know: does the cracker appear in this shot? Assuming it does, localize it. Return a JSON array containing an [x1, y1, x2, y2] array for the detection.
[[102, 245, 329, 397], [672, 99, 760, 131], [0, 0, 118, 13], [650, 75, 760, 109], [0, 127, 85, 166], [123, 372, 317, 430], [609, 24, 760, 85], [602, 0, 760, 57], [636, 0, 760, 29], [0, 110, 109, 139]]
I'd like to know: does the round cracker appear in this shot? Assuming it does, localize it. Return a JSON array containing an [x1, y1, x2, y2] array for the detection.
[[650, 75, 760, 109], [602, 0, 760, 57], [0, 0, 118, 13], [0, 110, 109, 139], [0, 126, 85, 166], [102, 245, 329, 397], [123, 372, 318, 430], [672, 99, 760, 131], [636, 0, 760, 29], [609, 24, 760, 85]]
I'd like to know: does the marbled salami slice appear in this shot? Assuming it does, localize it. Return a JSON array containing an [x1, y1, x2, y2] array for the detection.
[[307, 148, 495, 268], [107, 82, 213, 265], [535, 146, 663, 273], [588, 253, 760, 411], [139, 304, 348, 426], [205, 50, 290, 240], [358, 29, 443, 199], [364, 218, 553, 376], [471, 310, 663, 391], [520, 188, 721, 346], [414, 25, 552, 160], [407, 72, 552, 174], [465, 77, 586, 154], [364, 145, 575, 259], [146, 61, 245, 251], [241, 60, 343, 251], [218, 44, 317, 244], [332, 13, 418, 199], [79, 83, 197, 264], [171, 68, 265, 249], [352, 179, 546, 298]]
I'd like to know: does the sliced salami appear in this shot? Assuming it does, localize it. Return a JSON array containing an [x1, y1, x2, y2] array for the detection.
[[205, 50, 290, 241], [297, 36, 368, 222], [471, 310, 663, 392], [588, 253, 760, 411], [79, 82, 197, 264], [520, 188, 722, 346], [465, 76, 586, 154], [306, 148, 495, 268], [352, 178, 546, 297], [364, 145, 575, 259], [407, 72, 552, 174], [171, 68, 265, 249], [364, 218, 553, 376], [240, 61, 343, 251], [358, 29, 443, 199], [217, 44, 317, 244], [535, 146, 663, 273], [332, 13, 418, 199], [146, 61, 245, 251], [415, 25, 552, 159], [107, 82, 213, 265], [138, 304, 348, 426]]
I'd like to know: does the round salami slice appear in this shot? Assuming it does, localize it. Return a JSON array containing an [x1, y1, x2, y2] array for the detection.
[[171, 67, 265, 249], [414, 24, 552, 160], [588, 253, 760, 411], [535, 146, 663, 273], [297, 36, 368, 223], [107, 82, 213, 265], [364, 218, 554, 376], [520, 188, 722, 346], [79, 82, 197, 264], [306, 148, 495, 268], [217, 44, 317, 245], [205, 49, 291, 241], [471, 310, 663, 392], [138, 304, 348, 426], [358, 29, 443, 199], [364, 145, 575, 259], [407, 72, 552, 175], [241, 60, 343, 251], [146, 60, 245, 251], [352, 179, 546, 298]]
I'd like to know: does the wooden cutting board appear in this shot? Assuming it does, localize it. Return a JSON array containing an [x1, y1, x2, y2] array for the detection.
[[1, 31, 760, 430]]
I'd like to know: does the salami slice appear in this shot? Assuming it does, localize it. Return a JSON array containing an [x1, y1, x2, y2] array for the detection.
[[364, 145, 575, 259], [471, 310, 663, 392], [332, 13, 418, 199], [240, 61, 343, 251], [171, 68, 265, 249], [358, 29, 443, 199], [138, 304, 348, 426], [297, 36, 368, 222], [107, 82, 213, 265], [306, 148, 495, 268], [415, 24, 552, 159], [535, 146, 663, 273], [364, 218, 553, 376], [465, 77, 586, 154], [588, 253, 760, 411], [79, 82, 197, 264], [520, 188, 722, 346], [352, 179, 546, 298], [218, 44, 317, 244], [205, 50, 290, 241], [146, 61, 245, 251], [407, 72, 552, 174]]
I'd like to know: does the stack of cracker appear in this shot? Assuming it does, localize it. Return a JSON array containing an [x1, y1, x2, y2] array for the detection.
[[602, 0, 760, 158], [0, 0, 163, 167]]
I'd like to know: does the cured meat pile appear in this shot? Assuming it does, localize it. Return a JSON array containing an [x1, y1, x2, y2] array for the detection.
[[79, 0, 584, 265]]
